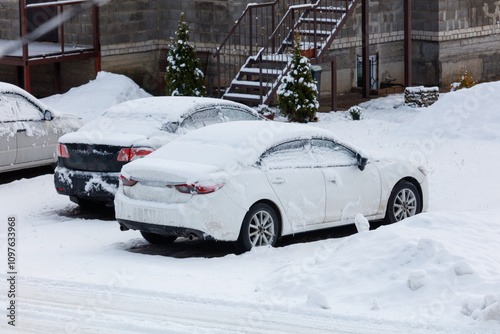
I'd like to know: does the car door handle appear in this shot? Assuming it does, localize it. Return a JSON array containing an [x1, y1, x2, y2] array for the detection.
[[271, 176, 286, 184], [17, 129, 26, 133]]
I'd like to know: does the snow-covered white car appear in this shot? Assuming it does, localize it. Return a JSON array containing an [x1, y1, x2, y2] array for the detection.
[[115, 121, 429, 252], [0, 82, 83, 173], [54, 97, 265, 209]]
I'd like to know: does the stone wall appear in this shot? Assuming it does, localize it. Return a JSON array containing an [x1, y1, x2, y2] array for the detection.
[[412, 0, 500, 86], [0, 0, 19, 40]]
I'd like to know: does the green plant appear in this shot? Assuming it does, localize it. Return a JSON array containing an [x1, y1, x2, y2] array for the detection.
[[450, 68, 477, 91], [348, 106, 362, 120], [277, 34, 319, 123], [164, 13, 206, 97]]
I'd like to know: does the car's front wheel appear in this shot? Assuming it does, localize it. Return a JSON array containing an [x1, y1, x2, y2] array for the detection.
[[385, 181, 422, 223], [140, 231, 177, 245], [236, 203, 279, 253]]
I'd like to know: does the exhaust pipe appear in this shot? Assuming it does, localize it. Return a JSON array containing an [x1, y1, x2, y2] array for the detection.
[[187, 233, 199, 241], [119, 224, 129, 231]]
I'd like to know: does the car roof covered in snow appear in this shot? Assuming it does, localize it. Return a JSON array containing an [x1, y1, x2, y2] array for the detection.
[[59, 97, 262, 146], [101, 96, 258, 121], [125, 121, 360, 174]]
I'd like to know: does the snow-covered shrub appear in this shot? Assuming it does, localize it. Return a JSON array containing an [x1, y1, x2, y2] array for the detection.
[[348, 106, 362, 120], [277, 35, 319, 123], [164, 13, 206, 97], [450, 68, 477, 91]]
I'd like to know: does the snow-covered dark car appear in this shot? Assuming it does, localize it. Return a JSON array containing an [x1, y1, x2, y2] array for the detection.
[[54, 96, 266, 209], [0, 82, 82, 173]]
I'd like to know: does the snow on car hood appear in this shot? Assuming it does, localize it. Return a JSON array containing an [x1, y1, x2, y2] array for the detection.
[[141, 121, 357, 170]]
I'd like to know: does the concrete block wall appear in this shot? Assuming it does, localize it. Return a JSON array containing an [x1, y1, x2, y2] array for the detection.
[[0, 0, 20, 40]]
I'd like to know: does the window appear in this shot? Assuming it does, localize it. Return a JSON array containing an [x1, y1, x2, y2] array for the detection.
[[310, 139, 357, 167], [356, 54, 378, 90], [0, 93, 42, 122], [220, 107, 260, 121], [259, 140, 313, 169], [180, 108, 221, 130]]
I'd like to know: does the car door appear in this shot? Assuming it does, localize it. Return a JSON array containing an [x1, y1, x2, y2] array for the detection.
[[310, 139, 382, 223], [259, 140, 326, 232], [8, 93, 55, 165], [0, 94, 17, 168]]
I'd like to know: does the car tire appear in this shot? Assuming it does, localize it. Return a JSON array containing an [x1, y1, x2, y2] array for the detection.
[[385, 181, 422, 224], [140, 231, 177, 245], [236, 203, 279, 253]]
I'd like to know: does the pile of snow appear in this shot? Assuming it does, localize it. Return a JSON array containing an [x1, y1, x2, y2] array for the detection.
[[1, 78, 500, 332], [254, 211, 500, 327], [41, 71, 151, 123], [396, 81, 500, 141]]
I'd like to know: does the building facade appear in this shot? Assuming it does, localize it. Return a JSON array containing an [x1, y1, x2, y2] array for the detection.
[[0, 0, 499, 98]]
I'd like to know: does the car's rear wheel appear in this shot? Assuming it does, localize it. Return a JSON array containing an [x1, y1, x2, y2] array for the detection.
[[140, 231, 177, 245], [385, 181, 422, 224], [236, 203, 279, 253]]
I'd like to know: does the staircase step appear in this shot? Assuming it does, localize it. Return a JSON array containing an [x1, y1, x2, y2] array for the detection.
[[240, 67, 283, 76], [223, 93, 262, 102], [316, 6, 347, 13], [231, 80, 273, 88], [297, 29, 332, 37], [300, 17, 339, 25]]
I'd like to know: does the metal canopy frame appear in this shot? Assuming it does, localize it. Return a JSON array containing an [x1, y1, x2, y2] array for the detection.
[[0, 0, 101, 93]]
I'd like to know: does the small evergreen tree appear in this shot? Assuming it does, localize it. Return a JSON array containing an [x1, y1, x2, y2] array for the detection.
[[165, 13, 206, 96], [277, 34, 319, 123]]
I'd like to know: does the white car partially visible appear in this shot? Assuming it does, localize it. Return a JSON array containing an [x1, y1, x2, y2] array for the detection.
[[0, 82, 82, 173], [115, 121, 428, 252]]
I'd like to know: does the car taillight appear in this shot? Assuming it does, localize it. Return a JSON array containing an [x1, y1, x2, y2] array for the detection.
[[117, 147, 154, 162], [57, 143, 69, 158], [119, 174, 138, 187], [174, 183, 223, 194]]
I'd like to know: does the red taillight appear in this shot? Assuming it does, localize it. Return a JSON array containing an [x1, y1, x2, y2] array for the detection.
[[117, 147, 154, 162], [174, 183, 223, 194], [57, 143, 69, 158], [119, 174, 138, 187]]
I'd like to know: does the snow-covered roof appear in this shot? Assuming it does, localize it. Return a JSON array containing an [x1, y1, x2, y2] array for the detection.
[[139, 120, 354, 170]]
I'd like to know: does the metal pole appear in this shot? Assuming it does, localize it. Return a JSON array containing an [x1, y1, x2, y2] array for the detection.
[[331, 58, 337, 111], [217, 54, 221, 98], [92, 4, 101, 74], [361, 0, 369, 98], [20, 0, 30, 92], [404, 0, 412, 87]]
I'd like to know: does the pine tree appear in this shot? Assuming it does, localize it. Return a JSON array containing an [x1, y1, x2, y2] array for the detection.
[[277, 34, 319, 123], [165, 13, 206, 97]]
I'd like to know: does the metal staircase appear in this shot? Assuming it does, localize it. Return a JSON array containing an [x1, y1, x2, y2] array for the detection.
[[215, 0, 360, 106]]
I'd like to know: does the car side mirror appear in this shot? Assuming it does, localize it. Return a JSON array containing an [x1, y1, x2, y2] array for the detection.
[[356, 152, 369, 171], [44, 110, 54, 121]]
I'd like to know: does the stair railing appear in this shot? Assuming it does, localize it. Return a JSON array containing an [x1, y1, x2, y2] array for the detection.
[[215, 0, 359, 103], [214, 0, 313, 98]]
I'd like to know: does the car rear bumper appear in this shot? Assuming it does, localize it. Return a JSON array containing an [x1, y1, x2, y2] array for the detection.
[[54, 166, 119, 202], [114, 186, 246, 242]]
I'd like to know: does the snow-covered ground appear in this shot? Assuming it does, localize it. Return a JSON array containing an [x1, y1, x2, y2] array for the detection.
[[1, 74, 500, 333]]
